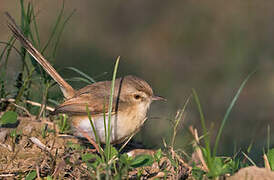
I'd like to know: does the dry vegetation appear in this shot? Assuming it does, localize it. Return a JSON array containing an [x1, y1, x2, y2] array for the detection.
[[0, 113, 190, 179]]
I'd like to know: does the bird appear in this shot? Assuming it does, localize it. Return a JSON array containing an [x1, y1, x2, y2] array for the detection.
[[6, 13, 165, 144]]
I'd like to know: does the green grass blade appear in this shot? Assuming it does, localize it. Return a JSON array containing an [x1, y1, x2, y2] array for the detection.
[[103, 97, 107, 144], [106, 56, 120, 160], [213, 71, 255, 157], [192, 89, 211, 157], [48, 98, 59, 106], [42, 0, 65, 54], [0, 41, 23, 57], [267, 124, 270, 152], [66, 67, 95, 83], [247, 140, 254, 154], [0, 38, 15, 68], [86, 105, 103, 155], [20, 0, 25, 29], [25, 3, 38, 48], [242, 151, 257, 166], [66, 77, 93, 84], [22, 2, 33, 43], [52, 9, 76, 58], [32, 8, 41, 48]]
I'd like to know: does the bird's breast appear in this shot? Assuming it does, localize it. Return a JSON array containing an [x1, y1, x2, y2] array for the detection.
[[71, 102, 151, 144]]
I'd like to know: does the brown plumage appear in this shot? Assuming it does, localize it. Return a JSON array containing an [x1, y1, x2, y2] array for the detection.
[[53, 75, 154, 115]]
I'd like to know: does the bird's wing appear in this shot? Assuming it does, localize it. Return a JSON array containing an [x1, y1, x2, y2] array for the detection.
[[53, 93, 116, 115], [52, 77, 128, 115]]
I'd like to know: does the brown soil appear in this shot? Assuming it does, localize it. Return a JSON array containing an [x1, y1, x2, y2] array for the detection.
[[0, 115, 190, 179]]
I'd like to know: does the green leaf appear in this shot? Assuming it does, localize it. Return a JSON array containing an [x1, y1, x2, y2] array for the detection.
[[154, 149, 162, 161], [25, 171, 36, 180], [82, 153, 95, 161], [267, 148, 274, 170], [82, 153, 101, 169], [119, 153, 131, 166], [66, 141, 83, 150], [207, 157, 231, 177], [10, 129, 17, 138], [191, 166, 206, 180], [0, 111, 18, 126], [46, 176, 53, 180], [130, 154, 154, 168], [104, 145, 118, 159]]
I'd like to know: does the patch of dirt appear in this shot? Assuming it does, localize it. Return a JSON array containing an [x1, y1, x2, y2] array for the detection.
[[0, 115, 88, 179], [0, 115, 190, 179]]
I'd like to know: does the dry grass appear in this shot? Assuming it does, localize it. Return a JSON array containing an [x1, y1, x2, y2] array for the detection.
[[0, 114, 86, 179], [0, 114, 190, 179]]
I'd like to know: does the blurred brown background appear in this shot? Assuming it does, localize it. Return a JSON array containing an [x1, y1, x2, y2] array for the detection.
[[1, 0, 274, 162]]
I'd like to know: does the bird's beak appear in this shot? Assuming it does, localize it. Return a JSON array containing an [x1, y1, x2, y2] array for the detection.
[[152, 95, 167, 101]]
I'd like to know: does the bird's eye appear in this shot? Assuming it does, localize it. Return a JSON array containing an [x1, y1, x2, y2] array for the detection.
[[134, 94, 141, 100]]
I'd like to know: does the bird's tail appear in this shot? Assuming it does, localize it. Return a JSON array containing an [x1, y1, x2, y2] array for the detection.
[[6, 12, 75, 99]]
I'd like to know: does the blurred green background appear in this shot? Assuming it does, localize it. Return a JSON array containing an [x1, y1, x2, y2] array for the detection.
[[1, 0, 274, 163]]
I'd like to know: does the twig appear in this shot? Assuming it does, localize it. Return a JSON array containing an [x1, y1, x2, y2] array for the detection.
[[127, 149, 155, 157], [242, 151, 256, 166], [189, 126, 209, 172], [0, 174, 15, 177], [26, 99, 54, 111], [0, 98, 55, 112], [0, 143, 12, 152], [36, 165, 41, 179], [37, 83, 50, 120], [29, 137, 50, 152], [119, 133, 134, 152], [57, 134, 75, 138], [10, 102, 32, 117]]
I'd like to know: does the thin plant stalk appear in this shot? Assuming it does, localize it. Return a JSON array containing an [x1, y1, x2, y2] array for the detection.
[[242, 151, 256, 166], [37, 82, 50, 120], [41, 0, 65, 54], [65, 67, 95, 83], [0, 38, 16, 69], [61, 114, 67, 133], [106, 56, 120, 161], [192, 89, 212, 168], [86, 105, 105, 160], [52, 9, 76, 58], [11, 68, 35, 111], [171, 95, 191, 148], [103, 97, 107, 143], [267, 124, 270, 153], [213, 71, 255, 157]]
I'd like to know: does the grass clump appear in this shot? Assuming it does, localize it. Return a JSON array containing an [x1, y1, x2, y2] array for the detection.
[[191, 72, 255, 178]]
